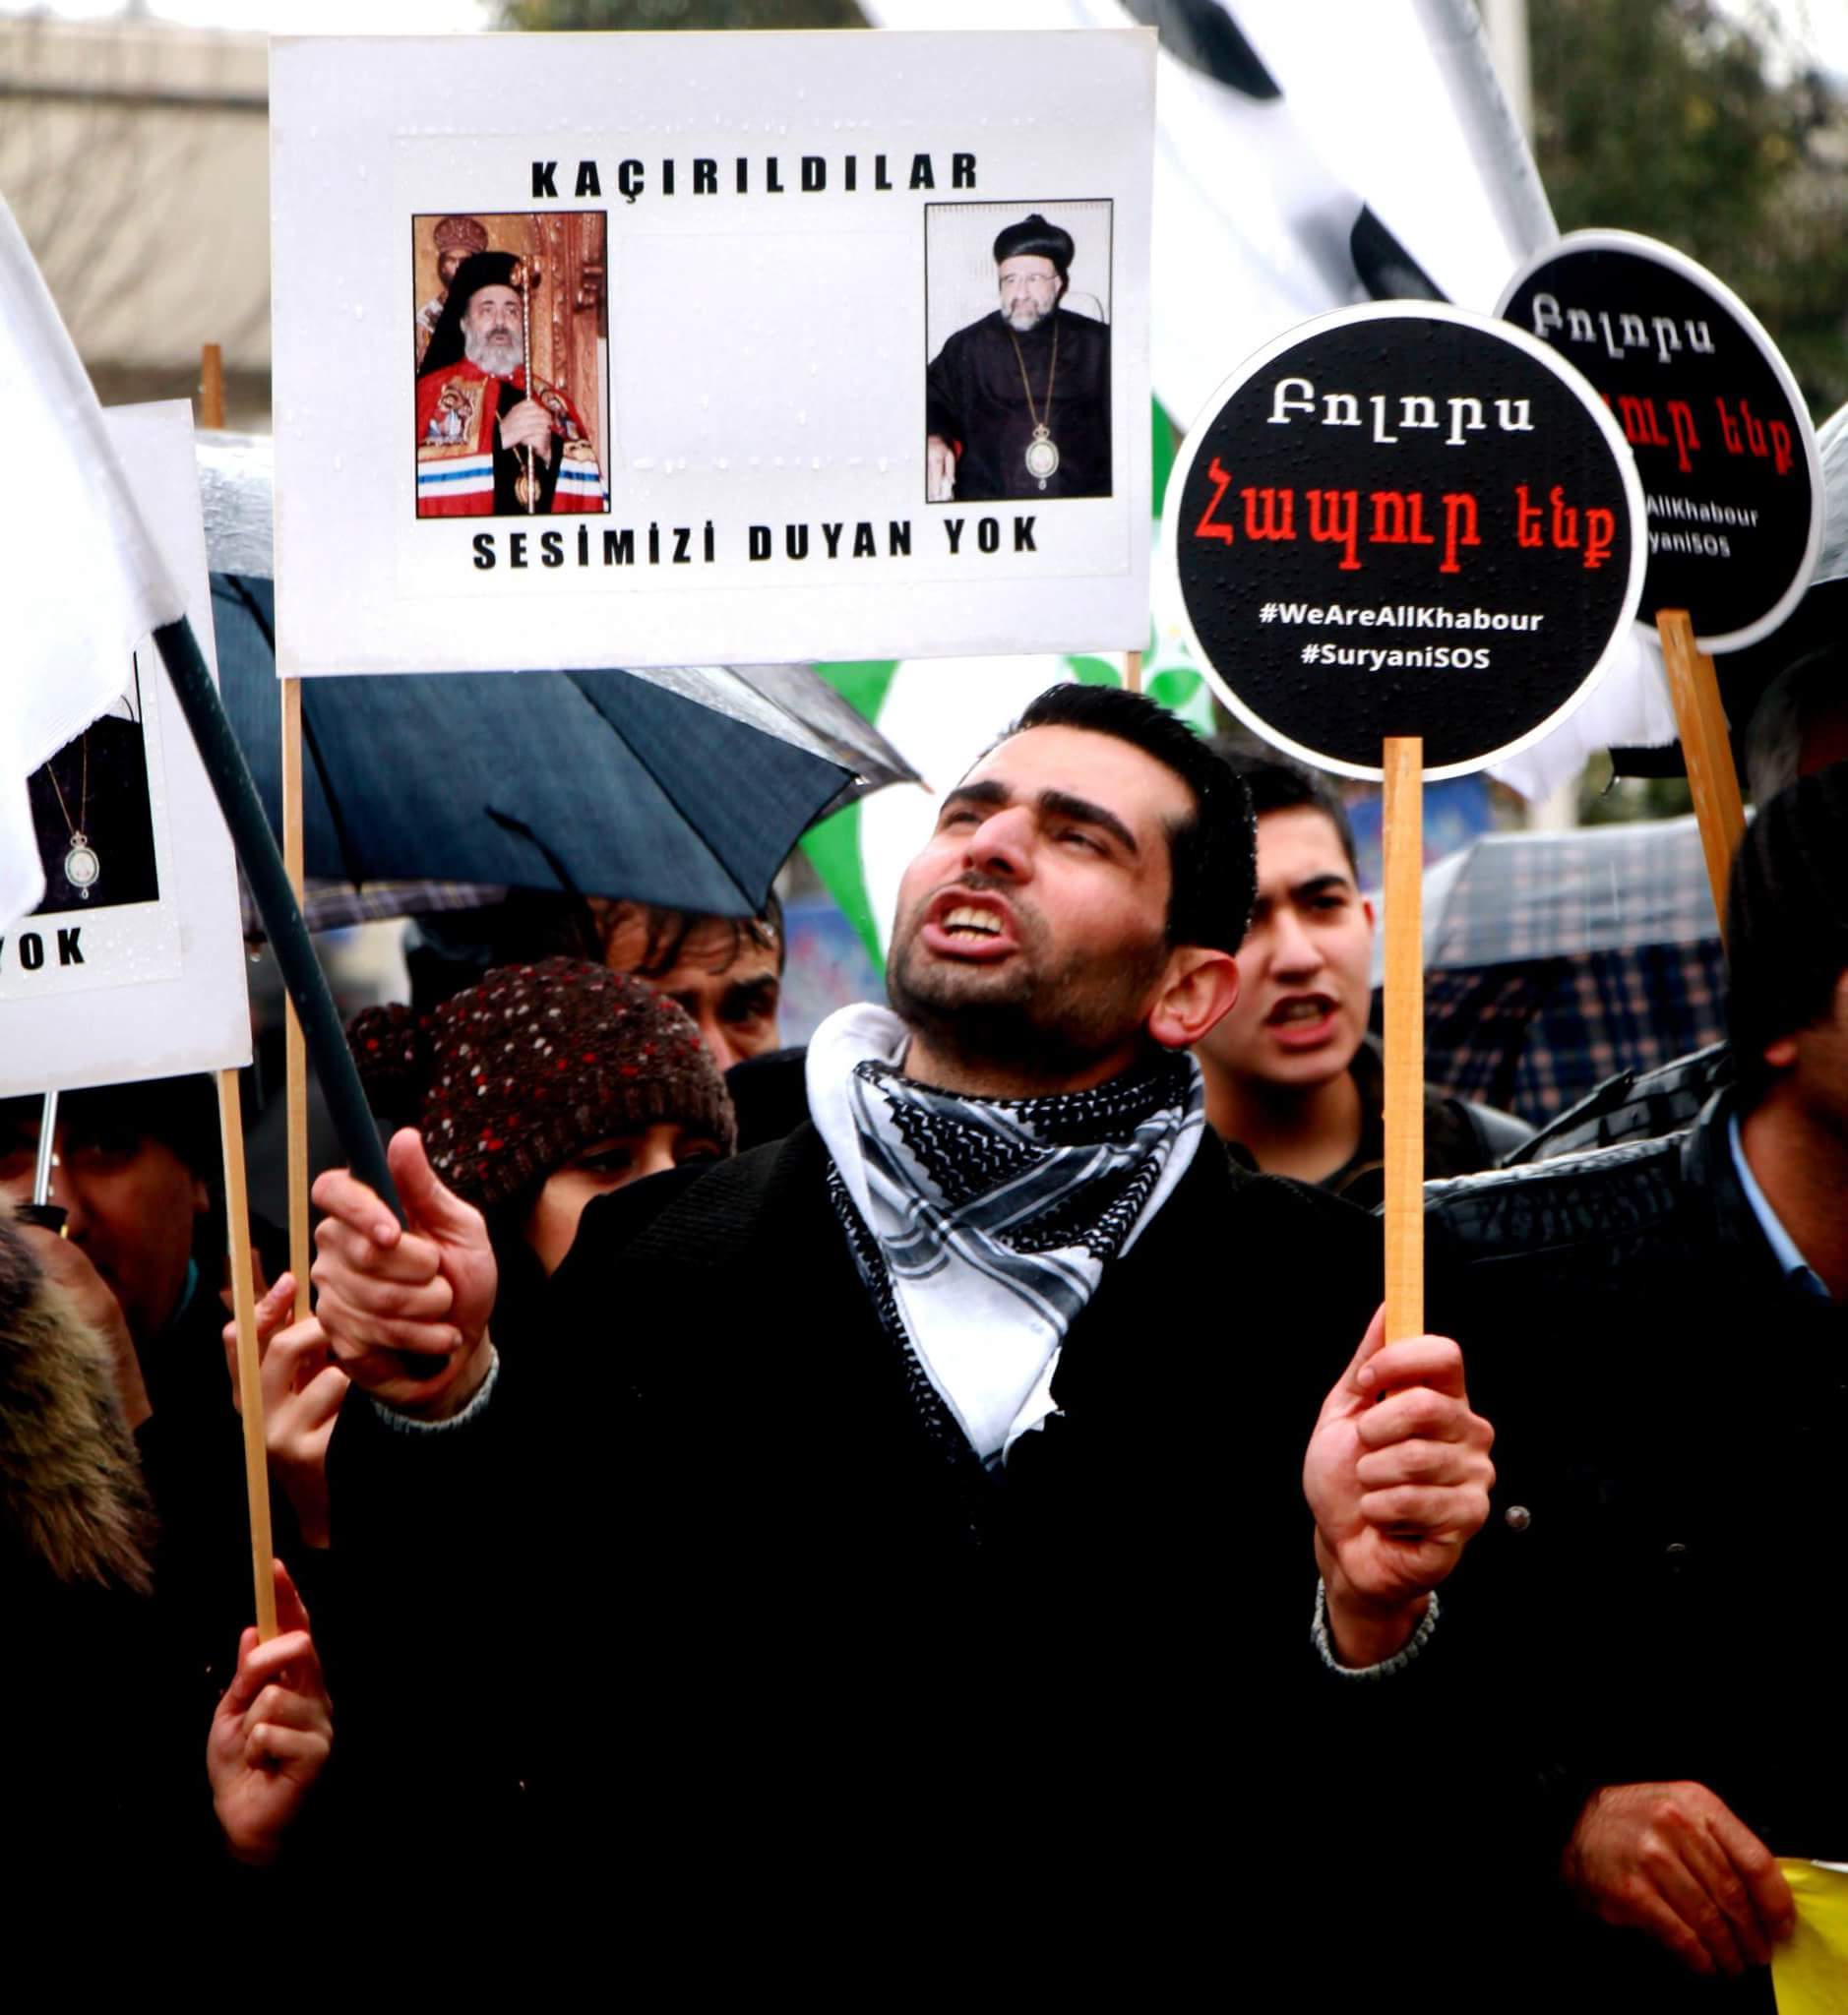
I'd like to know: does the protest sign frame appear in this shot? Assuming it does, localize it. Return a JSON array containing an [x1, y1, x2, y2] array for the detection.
[[200, 343, 315, 1328], [1657, 607, 1748, 940], [218, 1070, 277, 1641], [1160, 301, 1648, 784], [198, 356, 286, 1622], [281, 676, 311, 1319], [267, 30, 1157, 677], [1381, 739, 1425, 1338], [1499, 230, 1823, 934], [1162, 302, 1646, 1339], [1498, 227, 1822, 656], [0, 402, 254, 1096]]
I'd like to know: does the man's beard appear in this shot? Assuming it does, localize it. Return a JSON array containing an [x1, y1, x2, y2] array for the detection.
[[1003, 301, 1049, 333], [887, 878, 1168, 1083], [463, 325, 522, 379]]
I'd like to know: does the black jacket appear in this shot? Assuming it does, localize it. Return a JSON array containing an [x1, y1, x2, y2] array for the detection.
[[1423, 1092, 1848, 2009], [1321, 1033, 1533, 1204], [328, 1120, 1414, 1974]]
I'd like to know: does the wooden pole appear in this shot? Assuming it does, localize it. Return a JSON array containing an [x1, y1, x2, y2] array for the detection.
[[281, 678, 310, 1321], [199, 343, 225, 431], [1656, 608, 1747, 946], [217, 1069, 277, 1642], [1124, 649, 1143, 694], [1381, 737, 1425, 1343]]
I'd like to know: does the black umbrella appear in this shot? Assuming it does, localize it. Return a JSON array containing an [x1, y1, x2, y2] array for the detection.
[[214, 575, 853, 918]]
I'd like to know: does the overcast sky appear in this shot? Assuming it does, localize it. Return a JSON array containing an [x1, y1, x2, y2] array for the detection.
[[0, 0, 491, 30], [2, 0, 1845, 76]]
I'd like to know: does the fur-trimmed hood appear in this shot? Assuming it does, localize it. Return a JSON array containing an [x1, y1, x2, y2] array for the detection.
[[0, 1207, 154, 1594]]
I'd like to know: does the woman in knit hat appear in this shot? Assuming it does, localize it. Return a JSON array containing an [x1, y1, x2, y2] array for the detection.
[[349, 957, 736, 1284]]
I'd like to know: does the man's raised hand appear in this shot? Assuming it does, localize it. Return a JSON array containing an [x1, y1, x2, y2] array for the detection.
[[310, 1128, 498, 1418], [1303, 1306, 1495, 1666]]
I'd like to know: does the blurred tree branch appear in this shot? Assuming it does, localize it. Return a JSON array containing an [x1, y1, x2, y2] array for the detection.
[[498, 0, 866, 29], [1532, 0, 1848, 413]]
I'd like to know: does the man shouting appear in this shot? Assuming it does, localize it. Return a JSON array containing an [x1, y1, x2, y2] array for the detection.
[[310, 687, 1493, 1975]]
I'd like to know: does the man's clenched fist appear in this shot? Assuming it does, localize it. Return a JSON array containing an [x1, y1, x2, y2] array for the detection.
[[1304, 1307, 1495, 1666]]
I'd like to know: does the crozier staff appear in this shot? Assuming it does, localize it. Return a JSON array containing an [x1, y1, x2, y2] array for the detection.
[[926, 212, 1112, 505], [415, 250, 603, 519]]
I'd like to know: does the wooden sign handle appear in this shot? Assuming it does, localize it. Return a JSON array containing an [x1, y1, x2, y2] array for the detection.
[[200, 343, 225, 431], [1656, 608, 1746, 946], [281, 678, 311, 1321], [1382, 738, 1425, 1343], [1124, 649, 1142, 694], [217, 1069, 277, 1642]]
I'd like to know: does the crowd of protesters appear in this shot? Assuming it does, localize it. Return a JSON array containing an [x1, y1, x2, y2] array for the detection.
[[4, 666, 1846, 2006]]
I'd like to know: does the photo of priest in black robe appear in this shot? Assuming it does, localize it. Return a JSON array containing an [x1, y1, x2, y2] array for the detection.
[[925, 211, 1112, 506]]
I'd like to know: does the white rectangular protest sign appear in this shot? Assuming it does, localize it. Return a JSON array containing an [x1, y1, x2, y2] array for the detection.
[[269, 30, 1154, 674], [0, 400, 250, 1094]]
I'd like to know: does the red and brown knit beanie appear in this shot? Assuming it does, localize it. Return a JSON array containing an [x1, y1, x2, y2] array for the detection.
[[348, 956, 736, 1213]]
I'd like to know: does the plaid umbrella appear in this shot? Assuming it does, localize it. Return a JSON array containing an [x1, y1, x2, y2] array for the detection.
[[1376, 815, 1730, 1125], [238, 874, 504, 942]]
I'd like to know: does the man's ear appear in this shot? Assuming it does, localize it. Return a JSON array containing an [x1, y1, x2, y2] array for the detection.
[[1765, 973, 1848, 1074], [1763, 1034, 1800, 1071], [1147, 949, 1240, 1050]]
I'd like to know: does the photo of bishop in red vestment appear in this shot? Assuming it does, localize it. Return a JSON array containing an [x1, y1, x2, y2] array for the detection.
[[415, 246, 606, 519]]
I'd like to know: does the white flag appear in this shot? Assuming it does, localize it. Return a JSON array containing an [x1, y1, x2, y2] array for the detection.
[[1214, 0, 1554, 317], [861, 0, 1553, 429], [0, 197, 185, 930]]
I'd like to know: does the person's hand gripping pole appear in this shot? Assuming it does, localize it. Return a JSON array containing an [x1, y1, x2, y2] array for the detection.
[[311, 1128, 499, 1419]]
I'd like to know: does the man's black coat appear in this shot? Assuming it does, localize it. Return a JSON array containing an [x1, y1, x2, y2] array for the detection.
[[328, 1120, 1404, 1967], [1423, 1091, 1848, 2010]]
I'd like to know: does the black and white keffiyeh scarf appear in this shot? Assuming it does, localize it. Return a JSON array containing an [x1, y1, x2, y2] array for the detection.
[[807, 1004, 1205, 1464]]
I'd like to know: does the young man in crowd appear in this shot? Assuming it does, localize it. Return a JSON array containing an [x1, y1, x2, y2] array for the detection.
[[596, 895, 784, 1074], [310, 688, 1495, 1979], [1417, 763, 1848, 2008], [1196, 752, 1529, 1197]]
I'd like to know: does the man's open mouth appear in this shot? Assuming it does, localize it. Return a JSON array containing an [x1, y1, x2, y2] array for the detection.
[[942, 905, 1004, 941], [1268, 996, 1336, 1025], [920, 890, 1017, 959]]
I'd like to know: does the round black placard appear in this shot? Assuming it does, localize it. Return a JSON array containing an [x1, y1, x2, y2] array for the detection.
[[1162, 303, 1645, 780], [1500, 230, 1820, 653]]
